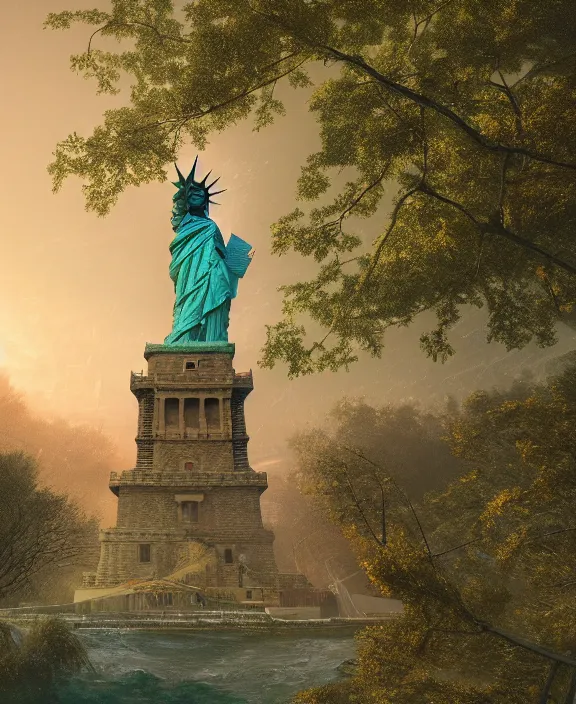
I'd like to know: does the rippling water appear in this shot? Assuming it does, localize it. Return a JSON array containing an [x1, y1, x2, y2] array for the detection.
[[53, 629, 356, 704]]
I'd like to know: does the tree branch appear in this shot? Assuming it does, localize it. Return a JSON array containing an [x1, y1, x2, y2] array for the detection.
[[316, 46, 576, 171], [358, 187, 419, 290], [338, 444, 433, 559], [432, 538, 481, 558], [339, 459, 384, 546], [511, 53, 576, 88], [127, 55, 311, 135], [418, 183, 576, 276], [477, 622, 576, 667], [337, 167, 389, 222], [247, 6, 576, 172], [489, 66, 523, 136], [540, 661, 561, 704]]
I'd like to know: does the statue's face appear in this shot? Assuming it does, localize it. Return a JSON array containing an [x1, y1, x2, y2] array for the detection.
[[188, 186, 208, 211], [170, 185, 209, 228]]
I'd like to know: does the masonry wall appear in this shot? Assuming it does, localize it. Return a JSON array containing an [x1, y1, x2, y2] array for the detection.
[[153, 440, 235, 473], [116, 486, 266, 532], [211, 487, 264, 532], [96, 530, 277, 588], [147, 352, 234, 380], [116, 488, 178, 529], [96, 534, 185, 586]]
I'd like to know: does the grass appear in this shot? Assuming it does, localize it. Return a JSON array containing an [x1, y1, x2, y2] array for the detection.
[[0, 617, 92, 701]]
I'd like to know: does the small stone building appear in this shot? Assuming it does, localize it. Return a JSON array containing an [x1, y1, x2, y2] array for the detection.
[[76, 342, 309, 605]]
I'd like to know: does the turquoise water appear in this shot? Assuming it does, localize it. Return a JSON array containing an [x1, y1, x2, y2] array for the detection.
[[53, 630, 356, 704]]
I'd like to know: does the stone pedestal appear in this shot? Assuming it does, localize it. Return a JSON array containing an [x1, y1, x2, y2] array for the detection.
[[90, 342, 283, 597]]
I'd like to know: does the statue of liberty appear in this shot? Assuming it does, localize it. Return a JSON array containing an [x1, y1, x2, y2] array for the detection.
[[164, 158, 253, 344]]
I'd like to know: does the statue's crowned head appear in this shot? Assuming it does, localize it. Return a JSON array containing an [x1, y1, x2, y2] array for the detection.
[[171, 156, 226, 229]]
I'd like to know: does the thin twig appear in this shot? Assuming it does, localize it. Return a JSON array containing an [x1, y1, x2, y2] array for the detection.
[[87, 20, 192, 54], [489, 66, 523, 135], [339, 461, 383, 546], [357, 187, 419, 290], [511, 53, 576, 88], [432, 538, 481, 558], [339, 445, 433, 559]]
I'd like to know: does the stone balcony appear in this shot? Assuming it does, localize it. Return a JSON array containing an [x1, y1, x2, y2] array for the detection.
[[130, 369, 253, 392], [109, 469, 268, 495], [232, 371, 253, 390]]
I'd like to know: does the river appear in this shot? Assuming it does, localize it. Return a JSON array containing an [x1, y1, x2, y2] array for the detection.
[[54, 629, 357, 703]]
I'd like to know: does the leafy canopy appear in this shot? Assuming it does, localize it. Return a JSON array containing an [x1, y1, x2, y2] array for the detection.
[[46, 0, 576, 374], [290, 371, 576, 702]]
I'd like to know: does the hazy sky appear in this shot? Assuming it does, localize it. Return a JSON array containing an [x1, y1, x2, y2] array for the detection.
[[2, 0, 576, 507]]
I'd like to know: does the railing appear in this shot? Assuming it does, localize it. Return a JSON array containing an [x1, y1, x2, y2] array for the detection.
[[233, 371, 253, 386], [131, 372, 236, 384], [130, 370, 252, 387]]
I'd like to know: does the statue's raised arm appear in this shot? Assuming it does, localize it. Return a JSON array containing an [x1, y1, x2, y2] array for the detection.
[[164, 158, 252, 344]]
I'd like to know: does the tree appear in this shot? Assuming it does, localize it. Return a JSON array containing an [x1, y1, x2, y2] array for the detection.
[[46, 0, 576, 375], [262, 465, 364, 590], [0, 373, 120, 520], [290, 372, 576, 703], [0, 452, 98, 603], [294, 397, 465, 497]]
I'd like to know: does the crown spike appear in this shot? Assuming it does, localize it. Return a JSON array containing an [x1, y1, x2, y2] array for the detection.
[[174, 163, 186, 184], [188, 155, 199, 182], [172, 157, 226, 220]]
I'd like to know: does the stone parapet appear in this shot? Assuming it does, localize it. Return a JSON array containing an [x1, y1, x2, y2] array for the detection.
[[130, 371, 234, 391], [109, 469, 268, 495], [232, 371, 253, 391], [130, 370, 252, 392]]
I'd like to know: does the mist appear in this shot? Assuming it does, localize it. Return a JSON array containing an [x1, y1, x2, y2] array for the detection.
[[2, 0, 576, 537]]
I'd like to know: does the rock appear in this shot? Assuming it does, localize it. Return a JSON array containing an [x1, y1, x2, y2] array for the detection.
[[336, 658, 358, 677]]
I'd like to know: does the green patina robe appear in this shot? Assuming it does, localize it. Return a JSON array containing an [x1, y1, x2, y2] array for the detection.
[[164, 213, 252, 344]]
